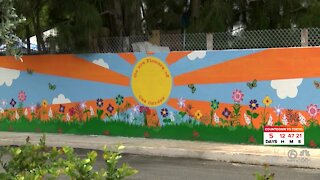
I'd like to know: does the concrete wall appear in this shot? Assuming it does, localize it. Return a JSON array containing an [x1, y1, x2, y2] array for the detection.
[[0, 47, 319, 146]]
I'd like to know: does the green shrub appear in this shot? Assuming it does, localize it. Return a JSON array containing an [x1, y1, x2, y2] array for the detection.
[[254, 164, 275, 180], [0, 135, 138, 179]]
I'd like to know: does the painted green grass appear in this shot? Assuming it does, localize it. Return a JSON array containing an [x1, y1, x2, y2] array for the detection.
[[0, 117, 318, 148], [304, 125, 320, 147]]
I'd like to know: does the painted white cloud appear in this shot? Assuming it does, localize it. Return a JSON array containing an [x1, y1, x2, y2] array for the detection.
[[271, 78, 303, 99], [52, 94, 71, 104], [187, 51, 206, 61], [93, 58, 109, 69], [0, 67, 20, 86]]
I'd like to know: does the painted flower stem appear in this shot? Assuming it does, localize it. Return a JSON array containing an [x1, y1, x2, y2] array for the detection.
[[143, 112, 148, 126], [210, 99, 219, 126], [309, 118, 317, 126], [232, 103, 241, 126], [251, 116, 253, 128], [261, 106, 268, 126], [210, 109, 214, 125]]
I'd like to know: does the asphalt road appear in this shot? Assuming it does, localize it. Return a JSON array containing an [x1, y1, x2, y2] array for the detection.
[[98, 153, 320, 180]]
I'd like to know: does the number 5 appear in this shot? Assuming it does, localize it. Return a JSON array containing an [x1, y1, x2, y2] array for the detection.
[[269, 133, 273, 138]]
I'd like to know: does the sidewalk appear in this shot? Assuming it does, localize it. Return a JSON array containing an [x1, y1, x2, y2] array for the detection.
[[0, 132, 319, 169]]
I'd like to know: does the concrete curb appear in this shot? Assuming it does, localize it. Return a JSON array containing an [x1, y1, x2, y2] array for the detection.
[[0, 132, 319, 169]]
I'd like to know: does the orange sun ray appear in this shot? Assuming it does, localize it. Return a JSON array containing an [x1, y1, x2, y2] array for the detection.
[[174, 48, 320, 85], [0, 55, 130, 86], [166, 51, 191, 65], [118, 53, 137, 65]]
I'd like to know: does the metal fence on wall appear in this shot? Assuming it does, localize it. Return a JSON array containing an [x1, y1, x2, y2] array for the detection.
[[93, 27, 320, 53], [10, 27, 320, 55]]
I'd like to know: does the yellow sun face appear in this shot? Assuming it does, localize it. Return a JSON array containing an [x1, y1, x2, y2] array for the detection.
[[131, 57, 172, 107]]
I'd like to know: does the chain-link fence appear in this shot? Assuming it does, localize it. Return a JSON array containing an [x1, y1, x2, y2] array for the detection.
[[212, 28, 302, 50], [94, 27, 320, 53], [5, 27, 320, 55]]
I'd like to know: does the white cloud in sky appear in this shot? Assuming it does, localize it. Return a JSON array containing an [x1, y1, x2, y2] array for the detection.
[[187, 51, 206, 61], [271, 78, 303, 99], [93, 58, 109, 69], [0, 68, 20, 87], [52, 94, 71, 104]]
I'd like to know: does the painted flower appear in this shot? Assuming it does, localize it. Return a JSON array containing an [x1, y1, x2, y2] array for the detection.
[[24, 108, 28, 116], [139, 106, 145, 113], [96, 98, 104, 108], [214, 113, 220, 123], [48, 108, 53, 118], [89, 106, 94, 116], [307, 104, 319, 118], [298, 112, 307, 125], [59, 104, 65, 113], [115, 95, 124, 105], [69, 107, 75, 116], [66, 113, 70, 121], [282, 114, 288, 125], [132, 105, 140, 114], [41, 99, 48, 108], [139, 106, 151, 115], [210, 99, 219, 110], [262, 96, 272, 107], [232, 89, 244, 103], [30, 104, 36, 113], [18, 90, 26, 102], [10, 98, 16, 107], [1, 100, 6, 108], [15, 110, 19, 120], [249, 99, 259, 110], [222, 108, 231, 118], [0, 107, 4, 114], [107, 104, 114, 113], [178, 97, 186, 108], [274, 105, 283, 116], [194, 110, 202, 120], [80, 102, 86, 109], [244, 113, 251, 125], [160, 108, 169, 117], [267, 114, 273, 126]]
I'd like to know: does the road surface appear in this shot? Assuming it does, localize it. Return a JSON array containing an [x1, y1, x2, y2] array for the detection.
[[94, 152, 320, 180]]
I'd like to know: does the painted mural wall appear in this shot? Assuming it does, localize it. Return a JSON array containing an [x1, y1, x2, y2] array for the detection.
[[0, 47, 319, 147]]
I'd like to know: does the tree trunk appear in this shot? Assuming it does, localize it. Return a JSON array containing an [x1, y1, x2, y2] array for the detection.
[[25, 24, 31, 54], [190, 0, 200, 32], [32, 0, 46, 53], [127, 0, 141, 35], [32, 17, 42, 52], [113, 0, 125, 36], [36, 11, 46, 52]]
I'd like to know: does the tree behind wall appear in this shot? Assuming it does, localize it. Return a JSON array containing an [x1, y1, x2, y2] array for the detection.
[[297, 0, 320, 28], [95, 0, 143, 36], [14, 0, 48, 53], [0, 0, 24, 56], [142, 0, 186, 33], [47, 0, 102, 53]]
